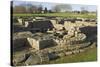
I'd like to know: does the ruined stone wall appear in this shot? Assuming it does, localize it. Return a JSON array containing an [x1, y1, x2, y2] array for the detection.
[[50, 19, 57, 25], [39, 39, 56, 50], [27, 38, 56, 50], [27, 38, 39, 50], [13, 38, 28, 50], [17, 18, 24, 25]]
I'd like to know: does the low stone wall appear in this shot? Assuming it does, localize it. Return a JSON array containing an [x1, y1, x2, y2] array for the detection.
[[27, 38, 39, 50], [39, 39, 56, 50], [27, 37, 57, 50], [13, 38, 28, 50]]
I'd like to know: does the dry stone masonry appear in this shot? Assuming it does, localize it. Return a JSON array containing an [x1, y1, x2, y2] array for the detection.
[[12, 16, 97, 66]]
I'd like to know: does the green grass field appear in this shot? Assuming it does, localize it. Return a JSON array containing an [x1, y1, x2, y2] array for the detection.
[[47, 47, 97, 64], [13, 12, 96, 19]]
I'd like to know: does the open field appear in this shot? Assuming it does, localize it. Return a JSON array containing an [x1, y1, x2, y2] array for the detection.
[[13, 12, 96, 19]]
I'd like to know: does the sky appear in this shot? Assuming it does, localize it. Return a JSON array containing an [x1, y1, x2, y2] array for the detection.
[[12, 1, 97, 12]]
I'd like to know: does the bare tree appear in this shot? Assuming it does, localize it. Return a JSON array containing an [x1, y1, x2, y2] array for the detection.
[[37, 4, 43, 13], [81, 6, 88, 14], [13, 3, 39, 14], [13, 5, 26, 13], [28, 4, 38, 13], [52, 4, 72, 12], [44, 7, 48, 13]]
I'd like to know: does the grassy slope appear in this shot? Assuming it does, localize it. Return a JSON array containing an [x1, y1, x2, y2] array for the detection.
[[48, 47, 97, 64], [13, 13, 96, 19]]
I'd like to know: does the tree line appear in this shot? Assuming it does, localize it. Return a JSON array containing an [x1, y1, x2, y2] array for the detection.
[[12, 4, 53, 14], [11, 2, 95, 14]]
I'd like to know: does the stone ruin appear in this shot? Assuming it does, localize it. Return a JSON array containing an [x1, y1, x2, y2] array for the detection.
[[27, 35, 57, 50], [12, 16, 97, 66]]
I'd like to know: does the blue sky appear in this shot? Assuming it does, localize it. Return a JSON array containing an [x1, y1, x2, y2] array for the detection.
[[12, 1, 97, 12]]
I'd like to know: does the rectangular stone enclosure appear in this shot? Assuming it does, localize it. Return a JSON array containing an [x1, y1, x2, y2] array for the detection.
[[27, 38, 56, 50]]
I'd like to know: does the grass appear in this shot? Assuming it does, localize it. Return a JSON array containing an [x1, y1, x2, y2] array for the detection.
[[13, 12, 96, 19], [47, 47, 97, 64]]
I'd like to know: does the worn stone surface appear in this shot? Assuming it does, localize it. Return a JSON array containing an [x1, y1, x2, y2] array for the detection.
[[25, 54, 41, 65], [65, 51, 73, 55]]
